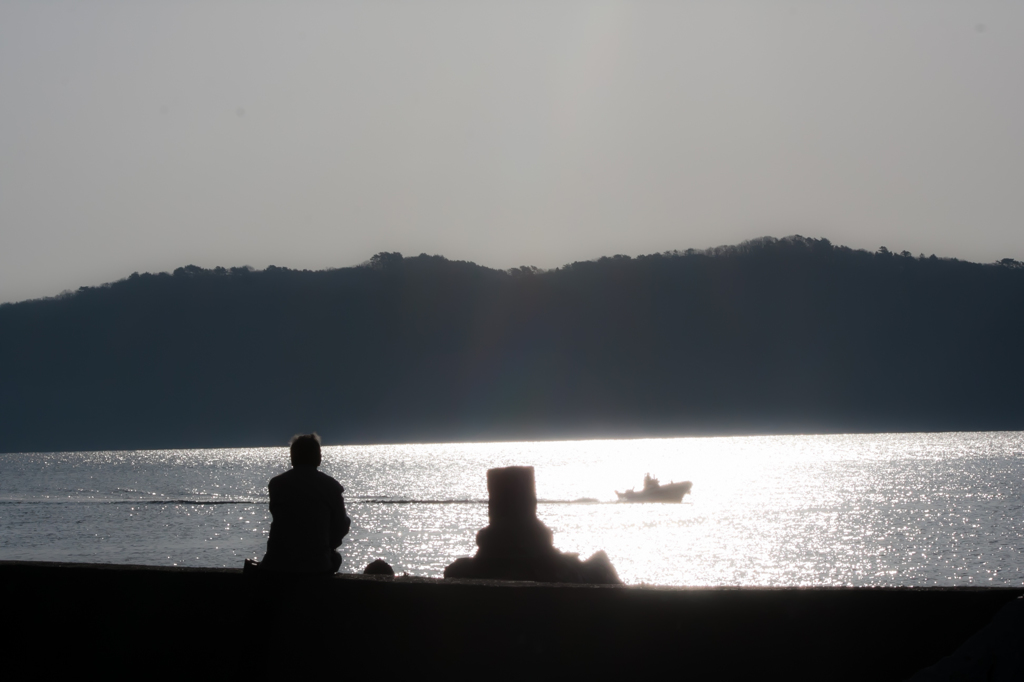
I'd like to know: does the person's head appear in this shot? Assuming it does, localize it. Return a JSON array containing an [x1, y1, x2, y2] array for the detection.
[[289, 433, 322, 467]]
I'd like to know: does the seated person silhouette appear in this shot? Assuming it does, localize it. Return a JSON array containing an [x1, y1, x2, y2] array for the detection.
[[260, 433, 350, 574]]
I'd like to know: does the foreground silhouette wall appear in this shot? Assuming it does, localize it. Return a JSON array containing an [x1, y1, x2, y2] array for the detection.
[[2, 237, 1023, 451], [1, 561, 1020, 679]]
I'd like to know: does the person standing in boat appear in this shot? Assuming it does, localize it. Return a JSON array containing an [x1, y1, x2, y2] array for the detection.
[[260, 433, 351, 574]]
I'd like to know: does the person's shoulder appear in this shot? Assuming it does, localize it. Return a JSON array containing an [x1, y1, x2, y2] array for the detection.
[[314, 470, 344, 493], [268, 468, 300, 488]]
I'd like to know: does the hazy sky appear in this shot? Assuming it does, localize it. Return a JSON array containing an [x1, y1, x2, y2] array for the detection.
[[2, 1, 1022, 303]]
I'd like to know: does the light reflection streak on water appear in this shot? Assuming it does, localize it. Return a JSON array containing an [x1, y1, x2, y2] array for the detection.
[[0, 432, 1021, 586]]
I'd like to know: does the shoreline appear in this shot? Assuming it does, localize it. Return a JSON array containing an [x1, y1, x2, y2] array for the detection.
[[4, 560, 1020, 677]]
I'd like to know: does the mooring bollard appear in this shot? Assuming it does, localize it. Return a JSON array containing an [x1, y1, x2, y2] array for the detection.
[[487, 465, 537, 525], [443, 465, 621, 584]]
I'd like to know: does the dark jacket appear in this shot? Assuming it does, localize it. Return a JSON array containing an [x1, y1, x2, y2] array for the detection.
[[260, 466, 351, 573]]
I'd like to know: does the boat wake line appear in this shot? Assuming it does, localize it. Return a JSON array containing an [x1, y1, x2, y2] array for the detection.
[[0, 498, 262, 505], [0, 497, 625, 506], [351, 497, 607, 505]]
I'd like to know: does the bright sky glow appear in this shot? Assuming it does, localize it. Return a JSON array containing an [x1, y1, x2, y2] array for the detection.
[[2, 1, 1022, 303]]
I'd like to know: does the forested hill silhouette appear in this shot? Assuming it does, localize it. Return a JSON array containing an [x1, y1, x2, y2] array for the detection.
[[2, 236, 1023, 452]]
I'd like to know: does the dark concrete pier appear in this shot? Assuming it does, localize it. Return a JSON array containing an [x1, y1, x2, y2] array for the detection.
[[2, 560, 1019, 678]]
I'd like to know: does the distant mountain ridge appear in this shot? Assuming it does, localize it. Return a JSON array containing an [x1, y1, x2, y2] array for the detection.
[[2, 236, 1022, 452]]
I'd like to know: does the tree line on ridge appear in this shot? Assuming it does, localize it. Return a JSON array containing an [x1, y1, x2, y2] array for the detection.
[[1, 236, 1022, 452]]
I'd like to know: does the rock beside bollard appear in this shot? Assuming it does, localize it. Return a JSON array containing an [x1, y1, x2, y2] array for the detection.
[[363, 559, 395, 576], [580, 550, 620, 584], [443, 466, 621, 584]]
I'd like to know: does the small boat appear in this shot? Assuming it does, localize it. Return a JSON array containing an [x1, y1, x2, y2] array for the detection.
[[616, 474, 692, 503]]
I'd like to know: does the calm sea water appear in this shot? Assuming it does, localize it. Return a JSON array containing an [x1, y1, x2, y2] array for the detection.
[[1, 432, 1022, 586]]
